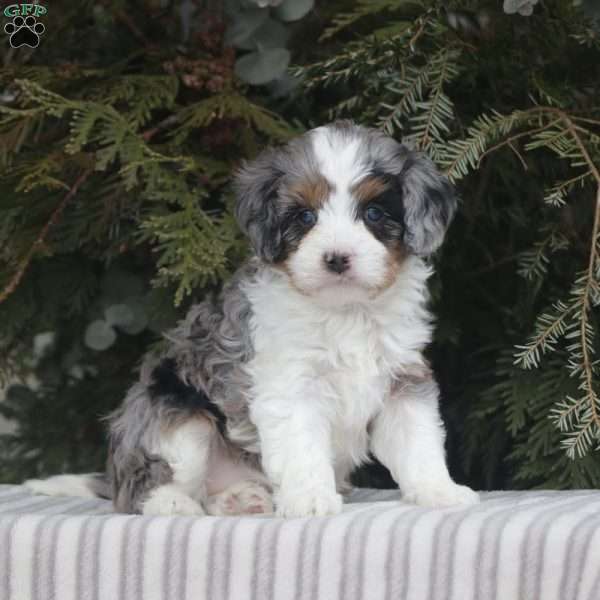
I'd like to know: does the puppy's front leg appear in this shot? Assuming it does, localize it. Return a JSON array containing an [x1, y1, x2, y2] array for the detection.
[[251, 384, 342, 518], [371, 378, 479, 508]]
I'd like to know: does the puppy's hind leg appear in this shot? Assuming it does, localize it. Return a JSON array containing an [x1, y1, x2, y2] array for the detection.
[[141, 417, 214, 516]]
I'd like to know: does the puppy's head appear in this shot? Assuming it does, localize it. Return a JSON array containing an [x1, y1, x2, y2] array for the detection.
[[235, 121, 456, 302]]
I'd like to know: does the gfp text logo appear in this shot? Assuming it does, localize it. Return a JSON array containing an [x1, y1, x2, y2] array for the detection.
[[4, 4, 47, 48]]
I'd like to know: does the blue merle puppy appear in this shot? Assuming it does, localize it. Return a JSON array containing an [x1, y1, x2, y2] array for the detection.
[[25, 121, 478, 517]]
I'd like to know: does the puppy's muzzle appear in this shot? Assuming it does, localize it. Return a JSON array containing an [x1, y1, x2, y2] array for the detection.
[[323, 252, 351, 274]]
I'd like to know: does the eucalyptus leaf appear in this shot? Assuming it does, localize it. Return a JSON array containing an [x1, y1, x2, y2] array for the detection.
[[267, 72, 302, 98], [120, 312, 149, 335], [273, 0, 314, 22], [503, 0, 539, 16], [236, 18, 290, 51], [224, 7, 269, 47], [250, 0, 284, 6], [105, 304, 135, 328], [84, 320, 117, 351], [119, 297, 149, 335], [33, 332, 55, 357], [235, 48, 290, 85]]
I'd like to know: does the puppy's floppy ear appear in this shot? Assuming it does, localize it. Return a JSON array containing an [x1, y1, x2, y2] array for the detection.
[[399, 151, 457, 255], [234, 148, 285, 263]]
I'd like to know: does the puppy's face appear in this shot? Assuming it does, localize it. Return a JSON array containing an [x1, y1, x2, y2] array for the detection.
[[235, 122, 456, 303]]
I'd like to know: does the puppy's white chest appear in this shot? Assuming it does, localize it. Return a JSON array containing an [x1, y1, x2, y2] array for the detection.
[[256, 305, 392, 418], [245, 260, 432, 423], [322, 314, 390, 397]]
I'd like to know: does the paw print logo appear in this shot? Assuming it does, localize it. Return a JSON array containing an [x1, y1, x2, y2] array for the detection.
[[4, 15, 45, 48]]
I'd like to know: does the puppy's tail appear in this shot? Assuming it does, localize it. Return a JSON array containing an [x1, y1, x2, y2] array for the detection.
[[23, 473, 111, 500]]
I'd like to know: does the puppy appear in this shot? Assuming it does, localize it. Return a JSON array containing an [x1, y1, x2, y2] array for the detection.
[[25, 121, 479, 517]]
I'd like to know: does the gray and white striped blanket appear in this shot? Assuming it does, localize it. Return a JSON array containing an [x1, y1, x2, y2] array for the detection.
[[0, 485, 599, 600]]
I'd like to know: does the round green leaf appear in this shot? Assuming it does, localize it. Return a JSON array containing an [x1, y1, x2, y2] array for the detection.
[[235, 48, 291, 85], [503, 0, 538, 15], [105, 304, 135, 327], [273, 0, 314, 22], [267, 72, 302, 98], [119, 297, 149, 335], [236, 18, 290, 51], [224, 7, 269, 47], [120, 312, 148, 335], [84, 320, 117, 351], [33, 331, 55, 357]]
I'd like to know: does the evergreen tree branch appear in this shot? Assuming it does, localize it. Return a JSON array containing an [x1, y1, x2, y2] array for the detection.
[[141, 114, 180, 142], [545, 171, 592, 206], [319, 0, 401, 41], [561, 116, 600, 434], [514, 301, 577, 368], [477, 119, 563, 167], [441, 110, 536, 181], [409, 48, 458, 153], [0, 169, 93, 305], [408, 15, 428, 51], [577, 183, 600, 432]]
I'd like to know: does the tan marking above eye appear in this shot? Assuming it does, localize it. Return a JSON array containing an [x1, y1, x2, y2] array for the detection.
[[287, 174, 333, 210], [352, 175, 390, 204]]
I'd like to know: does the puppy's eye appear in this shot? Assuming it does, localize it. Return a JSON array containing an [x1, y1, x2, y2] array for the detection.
[[297, 209, 317, 226], [365, 205, 384, 223]]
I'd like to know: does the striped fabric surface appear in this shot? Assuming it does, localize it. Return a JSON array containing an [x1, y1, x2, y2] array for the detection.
[[0, 485, 599, 600]]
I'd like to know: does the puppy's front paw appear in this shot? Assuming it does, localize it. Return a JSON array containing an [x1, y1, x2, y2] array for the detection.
[[141, 485, 205, 516], [276, 487, 343, 518], [206, 480, 274, 516], [403, 482, 479, 509]]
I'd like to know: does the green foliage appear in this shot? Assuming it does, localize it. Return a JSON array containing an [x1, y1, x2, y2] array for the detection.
[[139, 193, 240, 306], [319, 0, 416, 41], [171, 92, 293, 145], [0, 0, 300, 482], [298, 0, 600, 488]]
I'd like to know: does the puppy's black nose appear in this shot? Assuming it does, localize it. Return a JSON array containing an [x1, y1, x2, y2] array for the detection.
[[324, 252, 351, 274]]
